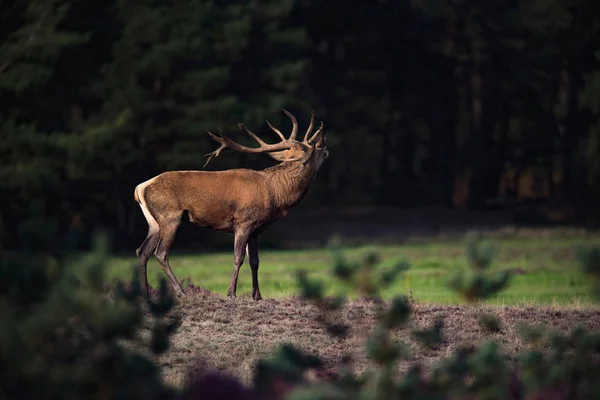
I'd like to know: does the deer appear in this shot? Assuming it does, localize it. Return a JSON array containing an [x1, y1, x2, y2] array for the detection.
[[133, 109, 328, 300]]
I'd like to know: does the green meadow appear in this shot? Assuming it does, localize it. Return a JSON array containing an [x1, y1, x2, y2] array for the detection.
[[105, 237, 600, 306]]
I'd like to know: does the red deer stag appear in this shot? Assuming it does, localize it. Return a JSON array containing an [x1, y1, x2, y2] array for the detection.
[[134, 109, 328, 300]]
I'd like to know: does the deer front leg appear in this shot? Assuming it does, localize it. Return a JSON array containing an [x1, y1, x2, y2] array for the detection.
[[227, 228, 251, 299], [246, 235, 262, 301]]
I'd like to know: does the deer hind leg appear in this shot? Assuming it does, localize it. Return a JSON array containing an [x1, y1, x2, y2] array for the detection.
[[227, 228, 252, 299], [136, 185, 161, 297], [153, 218, 186, 297], [246, 235, 262, 301], [136, 230, 160, 297]]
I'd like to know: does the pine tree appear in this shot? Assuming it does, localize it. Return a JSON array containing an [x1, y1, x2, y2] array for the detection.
[[0, 0, 89, 248]]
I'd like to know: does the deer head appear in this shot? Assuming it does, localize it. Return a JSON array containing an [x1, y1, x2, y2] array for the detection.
[[203, 109, 329, 169]]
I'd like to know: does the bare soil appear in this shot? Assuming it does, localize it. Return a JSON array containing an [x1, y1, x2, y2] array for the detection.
[[156, 290, 600, 387]]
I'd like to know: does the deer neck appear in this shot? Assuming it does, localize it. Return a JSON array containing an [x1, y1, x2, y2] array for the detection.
[[264, 161, 317, 210]]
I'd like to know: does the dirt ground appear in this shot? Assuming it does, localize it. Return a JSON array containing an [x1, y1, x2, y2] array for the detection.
[[155, 290, 600, 387]]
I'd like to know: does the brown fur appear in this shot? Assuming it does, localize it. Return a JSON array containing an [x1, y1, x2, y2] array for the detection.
[[134, 110, 328, 299]]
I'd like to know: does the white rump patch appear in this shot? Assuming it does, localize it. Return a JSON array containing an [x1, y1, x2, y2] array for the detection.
[[135, 177, 160, 234]]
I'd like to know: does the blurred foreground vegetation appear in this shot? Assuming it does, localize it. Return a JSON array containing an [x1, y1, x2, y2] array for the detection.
[[2, 219, 600, 399]]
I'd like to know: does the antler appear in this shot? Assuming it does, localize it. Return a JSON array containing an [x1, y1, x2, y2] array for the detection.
[[203, 127, 228, 167], [302, 111, 316, 142], [203, 109, 323, 167], [299, 110, 324, 145], [307, 121, 324, 145], [204, 110, 298, 166]]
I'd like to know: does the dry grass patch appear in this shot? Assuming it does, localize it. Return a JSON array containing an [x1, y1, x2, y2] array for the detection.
[[154, 291, 600, 387]]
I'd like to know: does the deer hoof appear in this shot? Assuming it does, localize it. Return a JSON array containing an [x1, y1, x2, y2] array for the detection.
[[253, 293, 263, 301]]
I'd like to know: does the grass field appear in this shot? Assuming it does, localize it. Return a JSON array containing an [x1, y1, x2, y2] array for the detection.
[[106, 236, 600, 306], [106, 233, 600, 386]]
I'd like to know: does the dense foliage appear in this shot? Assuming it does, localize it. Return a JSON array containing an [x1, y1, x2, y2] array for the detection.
[[2, 0, 600, 249]]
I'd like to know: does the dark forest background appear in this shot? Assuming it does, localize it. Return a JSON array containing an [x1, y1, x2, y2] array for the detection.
[[2, 0, 600, 251]]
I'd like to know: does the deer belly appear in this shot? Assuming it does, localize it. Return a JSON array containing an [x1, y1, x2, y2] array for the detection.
[[184, 211, 234, 232]]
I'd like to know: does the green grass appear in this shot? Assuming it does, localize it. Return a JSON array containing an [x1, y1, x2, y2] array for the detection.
[[106, 237, 600, 306]]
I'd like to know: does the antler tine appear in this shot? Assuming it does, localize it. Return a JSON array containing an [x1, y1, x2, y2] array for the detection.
[[281, 109, 298, 140], [265, 120, 287, 141], [204, 124, 294, 167], [302, 110, 316, 142], [307, 121, 324, 144], [203, 128, 227, 167], [238, 123, 268, 146]]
